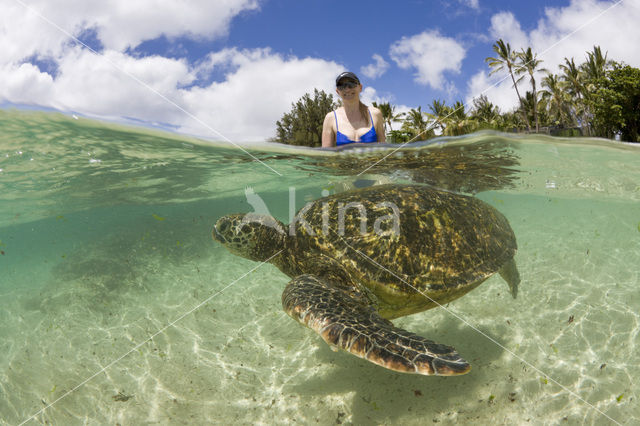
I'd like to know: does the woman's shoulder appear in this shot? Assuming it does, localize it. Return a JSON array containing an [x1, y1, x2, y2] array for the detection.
[[323, 108, 339, 128], [325, 107, 342, 117], [324, 109, 336, 121], [368, 105, 384, 119]]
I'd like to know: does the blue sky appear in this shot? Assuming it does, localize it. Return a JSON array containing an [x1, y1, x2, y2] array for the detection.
[[1, 0, 638, 141], [213, 0, 564, 105]]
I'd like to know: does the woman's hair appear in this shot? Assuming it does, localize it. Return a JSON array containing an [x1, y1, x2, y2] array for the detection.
[[358, 101, 370, 126]]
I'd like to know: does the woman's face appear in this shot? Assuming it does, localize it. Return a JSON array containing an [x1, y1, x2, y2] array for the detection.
[[336, 80, 362, 101]]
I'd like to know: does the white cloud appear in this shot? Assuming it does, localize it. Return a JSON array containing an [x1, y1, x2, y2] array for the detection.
[[389, 30, 466, 90], [467, 0, 640, 112], [465, 69, 520, 112], [92, 0, 260, 51], [360, 54, 389, 79], [489, 12, 528, 50], [460, 0, 479, 10], [178, 49, 343, 141], [0, 63, 54, 104], [529, 0, 640, 68], [0, 0, 259, 61], [52, 49, 195, 120]]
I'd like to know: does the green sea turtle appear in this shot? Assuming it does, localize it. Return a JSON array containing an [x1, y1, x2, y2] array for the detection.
[[212, 184, 520, 376]]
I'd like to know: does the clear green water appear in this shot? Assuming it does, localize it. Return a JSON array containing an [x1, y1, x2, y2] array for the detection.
[[1, 109, 639, 425]]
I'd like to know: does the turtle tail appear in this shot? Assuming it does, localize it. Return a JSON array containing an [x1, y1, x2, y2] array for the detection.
[[282, 274, 471, 376]]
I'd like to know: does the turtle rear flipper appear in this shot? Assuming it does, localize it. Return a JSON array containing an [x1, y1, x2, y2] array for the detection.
[[282, 274, 471, 376], [498, 258, 520, 298]]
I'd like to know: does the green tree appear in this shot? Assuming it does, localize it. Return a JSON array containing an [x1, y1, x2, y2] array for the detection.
[[581, 45, 610, 82], [443, 101, 477, 136], [427, 99, 450, 134], [560, 58, 585, 99], [274, 89, 338, 147], [387, 129, 414, 144], [401, 106, 435, 141], [590, 64, 640, 142], [515, 47, 547, 132], [534, 95, 550, 129], [560, 57, 589, 133], [501, 110, 526, 130], [372, 101, 405, 141], [471, 94, 502, 129], [486, 39, 531, 130], [540, 73, 573, 127]]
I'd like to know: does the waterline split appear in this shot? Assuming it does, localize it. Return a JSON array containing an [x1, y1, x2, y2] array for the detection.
[[356, 0, 625, 177], [10, 0, 282, 177]]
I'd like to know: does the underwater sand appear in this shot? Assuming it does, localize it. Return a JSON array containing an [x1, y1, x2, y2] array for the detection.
[[0, 109, 639, 425]]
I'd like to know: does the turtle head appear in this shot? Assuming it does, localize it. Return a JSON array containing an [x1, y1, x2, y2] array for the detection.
[[213, 213, 287, 261]]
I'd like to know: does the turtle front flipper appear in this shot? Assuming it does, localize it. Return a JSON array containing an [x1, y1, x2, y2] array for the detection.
[[282, 274, 471, 376]]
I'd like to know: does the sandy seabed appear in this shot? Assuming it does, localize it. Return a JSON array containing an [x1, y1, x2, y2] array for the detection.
[[1, 191, 638, 426]]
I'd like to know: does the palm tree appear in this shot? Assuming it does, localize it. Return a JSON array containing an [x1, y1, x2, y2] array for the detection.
[[372, 101, 405, 133], [521, 91, 537, 129], [471, 94, 502, 129], [444, 101, 477, 136], [540, 73, 573, 127], [486, 39, 531, 130], [427, 99, 450, 134], [501, 110, 526, 131], [581, 45, 609, 82], [560, 58, 584, 98], [534, 96, 550, 129], [560, 57, 594, 135], [515, 47, 547, 132], [401, 107, 434, 141], [577, 46, 610, 135]]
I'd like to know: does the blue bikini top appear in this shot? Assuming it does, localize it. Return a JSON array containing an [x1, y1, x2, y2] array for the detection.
[[334, 109, 377, 146]]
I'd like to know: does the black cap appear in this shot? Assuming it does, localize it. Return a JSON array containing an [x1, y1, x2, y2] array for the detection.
[[336, 71, 360, 85]]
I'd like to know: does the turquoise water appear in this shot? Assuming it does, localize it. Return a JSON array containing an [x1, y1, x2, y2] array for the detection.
[[1, 109, 639, 425]]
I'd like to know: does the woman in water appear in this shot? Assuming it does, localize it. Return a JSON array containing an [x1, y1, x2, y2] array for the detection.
[[321, 72, 385, 147]]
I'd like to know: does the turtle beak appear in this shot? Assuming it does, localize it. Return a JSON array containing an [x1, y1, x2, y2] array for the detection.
[[212, 217, 230, 243], [212, 225, 224, 242]]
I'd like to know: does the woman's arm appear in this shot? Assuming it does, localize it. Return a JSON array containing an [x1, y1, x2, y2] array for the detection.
[[321, 112, 336, 147]]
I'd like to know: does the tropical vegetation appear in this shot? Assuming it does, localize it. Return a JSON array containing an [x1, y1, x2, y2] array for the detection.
[[273, 89, 338, 146], [273, 43, 640, 146]]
